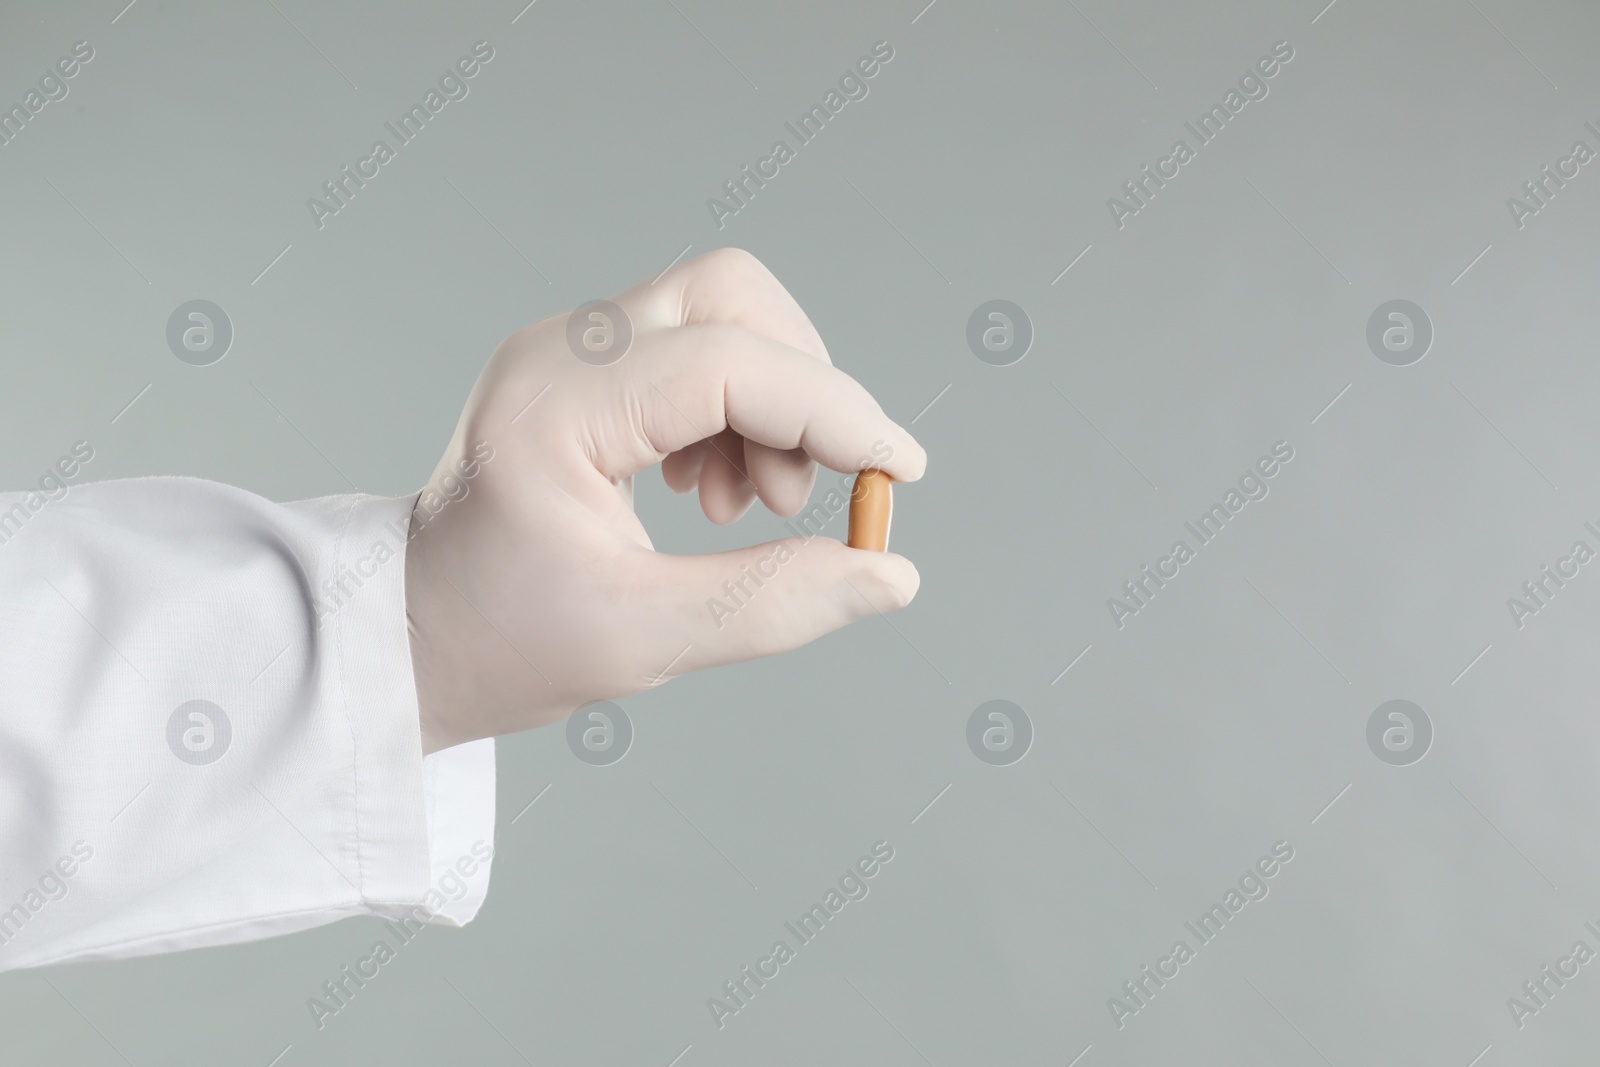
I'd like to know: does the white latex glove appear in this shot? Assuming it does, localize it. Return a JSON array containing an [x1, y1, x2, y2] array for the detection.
[[407, 249, 927, 754]]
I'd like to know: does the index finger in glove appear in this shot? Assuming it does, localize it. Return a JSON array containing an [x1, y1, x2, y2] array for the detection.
[[591, 322, 927, 486]]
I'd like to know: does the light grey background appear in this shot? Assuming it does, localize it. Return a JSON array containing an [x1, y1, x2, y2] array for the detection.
[[3, 0, 1598, 1063]]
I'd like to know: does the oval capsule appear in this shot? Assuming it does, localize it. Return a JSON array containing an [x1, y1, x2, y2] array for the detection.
[[847, 469, 893, 551]]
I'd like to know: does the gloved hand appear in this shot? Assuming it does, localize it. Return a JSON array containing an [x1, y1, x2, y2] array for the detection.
[[405, 248, 927, 754]]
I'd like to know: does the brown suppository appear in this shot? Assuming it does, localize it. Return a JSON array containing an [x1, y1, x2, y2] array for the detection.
[[847, 469, 893, 551]]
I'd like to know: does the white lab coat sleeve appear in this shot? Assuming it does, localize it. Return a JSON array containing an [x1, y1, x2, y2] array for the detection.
[[0, 475, 496, 973]]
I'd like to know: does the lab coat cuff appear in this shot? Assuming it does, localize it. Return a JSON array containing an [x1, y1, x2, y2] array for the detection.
[[332, 493, 492, 923], [420, 737, 497, 926]]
